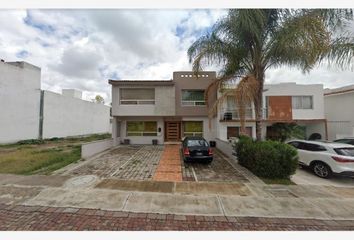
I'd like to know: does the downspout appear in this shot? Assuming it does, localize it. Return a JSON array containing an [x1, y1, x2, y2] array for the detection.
[[38, 90, 44, 140]]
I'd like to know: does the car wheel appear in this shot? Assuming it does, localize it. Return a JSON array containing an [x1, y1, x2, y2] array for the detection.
[[312, 162, 332, 179]]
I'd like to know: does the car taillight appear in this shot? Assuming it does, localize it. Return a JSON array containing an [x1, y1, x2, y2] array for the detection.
[[208, 148, 213, 155], [332, 156, 354, 163], [183, 148, 190, 156]]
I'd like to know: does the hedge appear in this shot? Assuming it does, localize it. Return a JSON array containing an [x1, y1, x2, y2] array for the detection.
[[234, 136, 298, 179]]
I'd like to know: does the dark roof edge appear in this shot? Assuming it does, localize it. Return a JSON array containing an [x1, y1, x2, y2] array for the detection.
[[108, 79, 175, 86]]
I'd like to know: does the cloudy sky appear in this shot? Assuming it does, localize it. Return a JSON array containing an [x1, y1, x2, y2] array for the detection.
[[0, 9, 353, 103]]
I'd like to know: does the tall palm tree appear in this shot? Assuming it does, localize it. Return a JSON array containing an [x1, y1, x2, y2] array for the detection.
[[188, 9, 354, 141]]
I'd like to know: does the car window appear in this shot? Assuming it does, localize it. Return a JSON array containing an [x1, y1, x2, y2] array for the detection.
[[334, 148, 354, 157], [288, 141, 301, 148], [334, 139, 351, 144], [187, 140, 208, 147], [303, 143, 327, 152]]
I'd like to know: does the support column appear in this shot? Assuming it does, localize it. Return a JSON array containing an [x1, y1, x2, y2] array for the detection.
[[112, 117, 118, 146]]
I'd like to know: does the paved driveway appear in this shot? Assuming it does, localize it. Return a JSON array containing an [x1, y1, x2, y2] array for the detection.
[[57, 145, 254, 183], [58, 145, 164, 180], [182, 150, 250, 183], [292, 167, 354, 187]]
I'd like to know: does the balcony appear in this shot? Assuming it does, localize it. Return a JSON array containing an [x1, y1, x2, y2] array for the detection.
[[220, 108, 268, 121]]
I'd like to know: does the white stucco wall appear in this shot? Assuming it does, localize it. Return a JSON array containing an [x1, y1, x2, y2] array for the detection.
[[81, 139, 113, 159], [264, 82, 324, 120], [112, 85, 175, 116], [0, 61, 41, 143], [42, 91, 111, 138], [324, 91, 354, 140]]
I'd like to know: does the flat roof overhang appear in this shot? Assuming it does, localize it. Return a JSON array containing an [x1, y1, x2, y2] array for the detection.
[[109, 79, 175, 86]]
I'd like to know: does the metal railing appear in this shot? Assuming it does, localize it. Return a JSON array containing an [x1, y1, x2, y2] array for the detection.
[[221, 108, 253, 120], [220, 108, 269, 120], [126, 131, 157, 136], [183, 132, 203, 137], [181, 100, 206, 106], [120, 99, 155, 105]]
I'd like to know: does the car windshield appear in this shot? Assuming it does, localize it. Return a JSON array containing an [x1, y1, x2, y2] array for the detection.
[[187, 140, 208, 147], [334, 148, 354, 157]]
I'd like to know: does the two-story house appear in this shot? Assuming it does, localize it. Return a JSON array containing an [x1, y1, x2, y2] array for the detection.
[[109, 71, 217, 145], [324, 84, 354, 140], [110, 72, 327, 146], [217, 82, 327, 141]]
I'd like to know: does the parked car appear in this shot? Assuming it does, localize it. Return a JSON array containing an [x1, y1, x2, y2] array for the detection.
[[334, 137, 354, 146], [181, 136, 213, 163], [287, 140, 354, 178]]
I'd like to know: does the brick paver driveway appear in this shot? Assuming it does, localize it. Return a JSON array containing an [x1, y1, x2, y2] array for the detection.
[[182, 149, 250, 183], [1, 204, 354, 230], [58, 145, 254, 183], [59, 145, 164, 180]]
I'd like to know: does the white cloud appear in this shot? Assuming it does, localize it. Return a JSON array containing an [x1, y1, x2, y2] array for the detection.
[[0, 9, 353, 105]]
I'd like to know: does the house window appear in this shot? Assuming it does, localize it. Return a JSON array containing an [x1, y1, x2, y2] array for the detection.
[[126, 121, 157, 136], [227, 127, 252, 139], [181, 90, 205, 106], [292, 96, 313, 109], [183, 121, 203, 137], [120, 88, 155, 105]]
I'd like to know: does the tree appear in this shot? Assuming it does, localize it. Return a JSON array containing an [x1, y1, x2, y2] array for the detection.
[[267, 122, 306, 142], [188, 9, 354, 141], [93, 95, 105, 104]]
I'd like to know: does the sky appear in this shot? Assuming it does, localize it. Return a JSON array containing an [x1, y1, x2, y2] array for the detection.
[[0, 9, 354, 103]]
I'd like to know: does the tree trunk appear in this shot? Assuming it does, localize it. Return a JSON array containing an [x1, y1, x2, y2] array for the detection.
[[254, 71, 265, 141]]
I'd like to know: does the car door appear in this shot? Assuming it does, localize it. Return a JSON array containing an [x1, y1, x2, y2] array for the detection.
[[288, 141, 308, 165], [301, 143, 328, 166]]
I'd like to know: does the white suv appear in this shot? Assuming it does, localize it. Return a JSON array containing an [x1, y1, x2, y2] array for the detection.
[[287, 140, 354, 178]]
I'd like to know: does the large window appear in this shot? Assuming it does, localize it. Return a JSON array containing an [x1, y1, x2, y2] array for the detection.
[[181, 90, 205, 106], [183, 121, 203, 137], [120, 88, 155, 105], [227, 127, 252, 139], [126, 121, 157, 136], [292, 96, 313, 109]]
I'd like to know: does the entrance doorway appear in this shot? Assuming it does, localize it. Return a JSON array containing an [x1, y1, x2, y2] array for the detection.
[[164, 121, 181, 142]]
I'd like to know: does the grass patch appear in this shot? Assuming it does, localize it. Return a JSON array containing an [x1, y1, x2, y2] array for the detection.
[[261, 178, 296, 185], [0, 133, 110, 175], [0, 146, 81, 175]]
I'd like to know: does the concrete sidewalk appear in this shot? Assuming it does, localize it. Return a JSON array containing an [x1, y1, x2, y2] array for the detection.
[[1, 174, 354, 221]]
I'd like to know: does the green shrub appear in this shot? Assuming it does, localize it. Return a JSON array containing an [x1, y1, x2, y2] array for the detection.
[[17, 139, 44, 145], [234, 137, 298, 179]]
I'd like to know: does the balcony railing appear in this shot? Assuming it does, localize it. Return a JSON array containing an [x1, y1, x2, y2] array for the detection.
[[120, 99, 155, 105], [181, 100, 206, 106], [220, 108, 268, 120]]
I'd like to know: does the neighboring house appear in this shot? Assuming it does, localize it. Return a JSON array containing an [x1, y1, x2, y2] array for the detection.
[[324, 85, 354, 140], [110, 71, 217, 145], [217, 82, 326, 141], [0, 60, 111, 143]]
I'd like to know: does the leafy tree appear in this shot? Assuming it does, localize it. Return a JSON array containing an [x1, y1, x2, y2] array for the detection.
[[267, 122, 306, 142], [188, 9, 354, 140], [93, 95, 105, 104]]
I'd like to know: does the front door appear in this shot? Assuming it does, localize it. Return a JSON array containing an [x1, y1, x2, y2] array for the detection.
[[165, 121, 181, 142]]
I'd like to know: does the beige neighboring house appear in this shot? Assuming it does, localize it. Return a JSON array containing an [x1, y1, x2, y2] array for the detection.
[[324, 85, 354, 140], [110, 71, 217, 145], [217, 82, 327, 141]]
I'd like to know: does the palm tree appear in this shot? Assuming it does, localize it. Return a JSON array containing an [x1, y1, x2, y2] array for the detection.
[[188, 9, 354, 141]]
